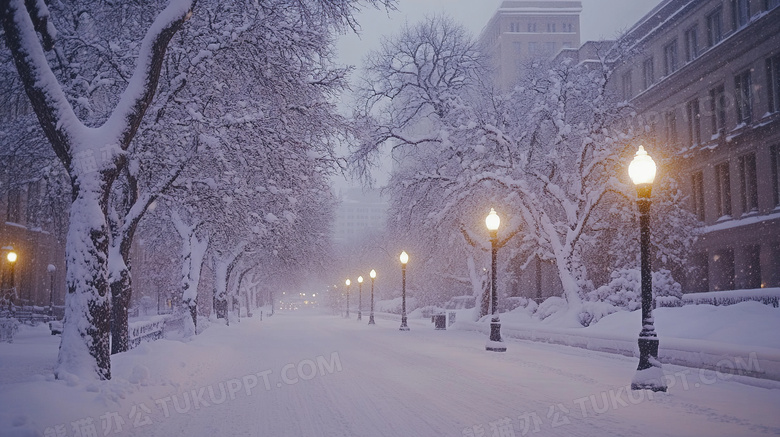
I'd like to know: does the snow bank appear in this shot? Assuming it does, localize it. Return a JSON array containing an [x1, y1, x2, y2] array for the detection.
[[455, 301, 780, 381]]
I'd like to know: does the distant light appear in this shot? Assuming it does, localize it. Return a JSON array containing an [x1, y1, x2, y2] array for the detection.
[[358, 276, 363, 283], [6, 251, 17, 263], [400, 251, 409, 265], [345, 279, 351, 286], [370, 269, 376, 279]]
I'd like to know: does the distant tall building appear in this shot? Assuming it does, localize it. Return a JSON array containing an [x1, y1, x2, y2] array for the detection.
[[479, 0, 583, 90], [332, 188, 389, 245]]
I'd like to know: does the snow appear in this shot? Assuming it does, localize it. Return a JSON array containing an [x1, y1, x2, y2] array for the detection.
[[2, 308, 779, 436]]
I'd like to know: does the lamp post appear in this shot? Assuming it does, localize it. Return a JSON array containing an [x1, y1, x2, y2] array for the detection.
[[369, 269, 376, 325], [485, 208, 506, 352], [345, 279, 351, 318], [3, 247, 18, 312], [48, 264, 56, 316], [357, 276, 363, 321], [399, 251, 409, 331], [628, 146, 666, 392]]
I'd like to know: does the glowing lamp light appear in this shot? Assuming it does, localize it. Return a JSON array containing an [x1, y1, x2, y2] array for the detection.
[[399, 251, 409, 265], [485, 208, 500, 232], [7, 251, 17, 263], [628, 146, 657, 186], [370, 269, 376, 279], [358, 276, 363, 283], [345, 279, 351, 286]]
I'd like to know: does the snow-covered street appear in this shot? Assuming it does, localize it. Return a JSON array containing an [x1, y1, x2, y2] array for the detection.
[[2, 311, 779, 437]]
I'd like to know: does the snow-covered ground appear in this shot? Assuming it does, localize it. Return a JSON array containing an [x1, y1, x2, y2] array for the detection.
[[1, 307, 780, 436]]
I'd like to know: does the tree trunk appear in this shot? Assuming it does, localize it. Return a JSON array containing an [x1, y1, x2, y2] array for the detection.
[[110, 266, 132, 354], [57, 183, 113, 380]]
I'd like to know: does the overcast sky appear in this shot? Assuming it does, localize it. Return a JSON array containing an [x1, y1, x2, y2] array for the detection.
[[337, 0, 663, 69], [333, 0, 664, 190]]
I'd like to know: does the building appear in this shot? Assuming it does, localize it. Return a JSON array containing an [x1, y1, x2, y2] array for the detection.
[[608, 0, 780, 292], [480, 0, 583, 90], [0, 183, 66, 312], [332, 188, 389, 246]]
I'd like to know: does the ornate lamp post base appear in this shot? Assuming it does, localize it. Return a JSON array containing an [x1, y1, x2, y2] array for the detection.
[[399, 315, 410, 331], [631, 337, 667, 391], [368, 314, 375, 325], [485, 318, 506, 352]]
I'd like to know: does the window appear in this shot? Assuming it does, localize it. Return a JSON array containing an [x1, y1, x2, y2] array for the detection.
[[692, 171, 705, 221], [562, 42, 572, 49], [771, 144, 780, 206], [685, 25, 699, 62], [562, 23, 573, 32], [715, 161, 732, 218], [665, 110, 678, 145], [735, 70, 753, 125], [738, 153, 758, 214], [740, 245, 762, 289], [732, 0, 749, 29], [707, 8, 723, 46], [621, 70, 632, 100], [547, 23, 556, 32], [663, 40, 678, 76], [528, 22, 537, 32], [686, 99, 701, 146], [643, 57, 654, 90], [544, 42, 556, 53], [710, 84, 726, 134], [510, 22, 517, 32], [767, 55, 780, 114], [528, 42, 538, 53]]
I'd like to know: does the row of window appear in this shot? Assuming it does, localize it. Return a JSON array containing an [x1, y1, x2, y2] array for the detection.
[[688, 243, 771, 292], [691, 145, 780, 222], [660, 55, 780, 149], [508, 22, 575, 33], [622, 0, 779, 99]]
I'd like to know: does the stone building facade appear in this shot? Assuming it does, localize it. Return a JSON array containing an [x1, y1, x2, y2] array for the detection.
[[609, 0, 780, 292]]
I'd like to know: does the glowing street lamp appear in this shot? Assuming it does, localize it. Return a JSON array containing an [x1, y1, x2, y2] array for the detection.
[[628, 146, 666, 392], [399, 251, 410, 331], [485, 209, 506, 352], [345, 279, 351, 318], [357, 276, 364, 321], [2, 246, 18, 312], [369, 269, 377, 325]]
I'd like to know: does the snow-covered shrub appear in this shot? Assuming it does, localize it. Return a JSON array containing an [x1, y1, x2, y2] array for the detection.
[[577, 301, 620, 327], [535, 296, 567, 321], [500, 296, 531, 313], [375, 297, 418, 314], [0, 318, 20, 343], [587, 268, 682, 311]]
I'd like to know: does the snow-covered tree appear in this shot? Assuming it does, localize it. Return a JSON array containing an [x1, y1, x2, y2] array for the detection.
[[2, 0, 394, 380], [351, 16, 697, 325]]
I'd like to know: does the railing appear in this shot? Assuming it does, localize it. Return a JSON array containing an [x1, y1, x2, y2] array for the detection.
[[127, 313, 185, 349]]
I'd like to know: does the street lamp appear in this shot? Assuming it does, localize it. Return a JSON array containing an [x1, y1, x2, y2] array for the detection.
[[628, 146, 666, 392], [345, 279, 351, 318], [485, 208, 506, 352], [48, 264, 56, 316], [369, 269, 376, 325], [357, 276, 364, 321], [2, 247, 18, 312], [399, 251, 410, 331]]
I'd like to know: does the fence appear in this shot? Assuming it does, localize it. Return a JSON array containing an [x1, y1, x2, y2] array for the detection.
[[127, 313, 185, 349]]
